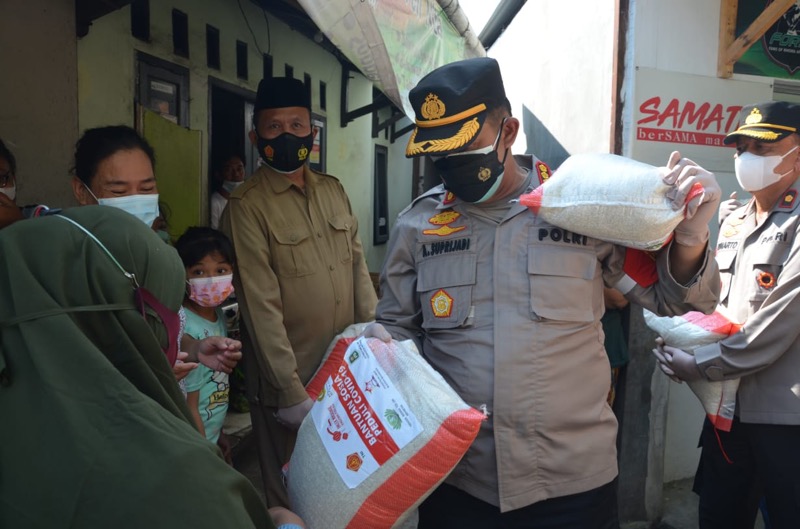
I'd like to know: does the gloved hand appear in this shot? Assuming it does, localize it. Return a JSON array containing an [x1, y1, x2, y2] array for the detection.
[[362, 322, 393, 343], [275, 397, 314, 430], [718, 191, 743, 226], [662, 151, 721, 246], [652, 337, 703, 383]]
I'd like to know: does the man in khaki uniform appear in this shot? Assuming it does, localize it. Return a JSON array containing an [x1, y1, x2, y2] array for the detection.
[[367, 58, 721, 528], [221, 77, 376, 508], [654, 101, 800, 528]]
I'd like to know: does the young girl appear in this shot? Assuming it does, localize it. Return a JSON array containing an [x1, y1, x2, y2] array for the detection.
[[175, 227, 236, 448]]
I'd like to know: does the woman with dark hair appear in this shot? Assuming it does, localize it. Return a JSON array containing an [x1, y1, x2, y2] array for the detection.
[[70, 125, 160, 228]]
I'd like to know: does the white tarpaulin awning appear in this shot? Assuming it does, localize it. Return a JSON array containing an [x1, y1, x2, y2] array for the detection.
[[297, 0, 485, 117]]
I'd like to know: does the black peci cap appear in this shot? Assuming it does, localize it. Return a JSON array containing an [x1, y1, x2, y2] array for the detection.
[[724, 101, 800, 144], [255, 77, 311, 113], [405, 57, 508, 158]]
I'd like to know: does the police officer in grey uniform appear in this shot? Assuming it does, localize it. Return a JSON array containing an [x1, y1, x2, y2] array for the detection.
[[654, 101, 800, 529], [365, 57, 721, 528]]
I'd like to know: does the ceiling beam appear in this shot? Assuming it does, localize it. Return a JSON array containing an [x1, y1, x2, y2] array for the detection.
[[718, 0, 795, 78]]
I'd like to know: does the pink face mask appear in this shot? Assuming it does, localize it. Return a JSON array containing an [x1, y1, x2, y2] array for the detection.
[[187, 275, 234, 307]]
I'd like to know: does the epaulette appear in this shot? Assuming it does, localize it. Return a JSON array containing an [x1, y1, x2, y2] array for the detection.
[[397, 184, 447, 218]]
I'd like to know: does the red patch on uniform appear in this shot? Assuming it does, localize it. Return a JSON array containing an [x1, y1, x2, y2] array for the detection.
[[779, 189, 796, 208], [623, 249, 659, 288]]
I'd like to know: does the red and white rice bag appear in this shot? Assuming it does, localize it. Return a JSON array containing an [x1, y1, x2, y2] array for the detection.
[[287, 328, 484, 529], [643, 308, 743, 431], [520, 153, 701, 251]]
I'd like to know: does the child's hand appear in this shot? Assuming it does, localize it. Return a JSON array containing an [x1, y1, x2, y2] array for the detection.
[[172, 351, 198, 381], [195, 336, 242, 374]]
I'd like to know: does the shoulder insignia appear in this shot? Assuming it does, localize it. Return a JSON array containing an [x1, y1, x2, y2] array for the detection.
[[536, 161, 552, 185], [423, 224, 467, 237], [428, 210, 461, 225], [779, 189, 796, 208], [430, 289, 453, 318]]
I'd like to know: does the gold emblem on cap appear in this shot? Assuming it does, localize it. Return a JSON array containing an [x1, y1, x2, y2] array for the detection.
[[745, 108, 763, 125], [421, 93, 446, 120], [477, 167, 491, 182]]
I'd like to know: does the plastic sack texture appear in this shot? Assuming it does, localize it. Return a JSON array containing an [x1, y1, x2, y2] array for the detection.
[[643, 308, 742, 431], [520, 153, 686, 251], [288, 330, 484, 529]]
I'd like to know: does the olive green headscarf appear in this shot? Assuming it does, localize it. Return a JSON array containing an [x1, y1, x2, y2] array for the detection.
[[0, 206, 273, 529]]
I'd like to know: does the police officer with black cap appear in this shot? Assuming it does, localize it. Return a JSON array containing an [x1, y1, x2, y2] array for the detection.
[[653, 101, 800, 528], [220, 77, 377, 508], [365, 57, 721, 528]]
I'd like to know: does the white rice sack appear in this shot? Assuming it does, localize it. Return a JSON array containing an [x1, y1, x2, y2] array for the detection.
[[520, 153, 685, 251], [643, 308, 742, 431], [288, 333, 484, 529]]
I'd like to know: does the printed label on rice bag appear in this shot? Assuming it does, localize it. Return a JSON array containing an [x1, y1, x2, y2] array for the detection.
[[310, 337, 423, 488]]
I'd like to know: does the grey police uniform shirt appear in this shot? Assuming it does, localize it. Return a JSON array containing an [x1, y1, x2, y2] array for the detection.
[[376, 154, 720, 511], [695, 179, 800, 425]]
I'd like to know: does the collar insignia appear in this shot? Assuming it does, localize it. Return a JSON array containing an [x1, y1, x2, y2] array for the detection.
[[442, 191, 456, 205], [779, 189, 796, 209], [536, 161, 551, 184]]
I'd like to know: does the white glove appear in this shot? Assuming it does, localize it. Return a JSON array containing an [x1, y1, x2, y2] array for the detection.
[[661, 151, 721, 246], [275, 398, 314, 430], [718, 191, 743, 226]]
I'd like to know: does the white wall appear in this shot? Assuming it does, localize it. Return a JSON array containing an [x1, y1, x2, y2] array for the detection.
[[0, 0, 78, 207], [488, 0, 618, 163], [77, 0, 413, 271]]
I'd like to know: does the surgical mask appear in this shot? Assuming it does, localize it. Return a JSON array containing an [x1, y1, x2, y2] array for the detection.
[[221, 180, 243, 193], [0, 186, 15, 201], [433, 120, 508, 203], [735, 145, 799, 192], [187, 274, 234, 308], [92, 191, 160, 228], [257, 132, 314, 173]]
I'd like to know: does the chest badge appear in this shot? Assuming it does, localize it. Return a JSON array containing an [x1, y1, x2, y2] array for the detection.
[[757, 271, 776, 289], [430, 289, 454, 318], [722, 226, 739, 238], [423, 209, 466, 236]]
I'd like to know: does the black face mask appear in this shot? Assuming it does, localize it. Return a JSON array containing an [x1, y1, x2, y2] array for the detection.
[[432, 122, 508, 203], [257, 132, 314, 173]]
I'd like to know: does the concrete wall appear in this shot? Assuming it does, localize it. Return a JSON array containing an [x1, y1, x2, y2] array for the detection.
[[78, 0, 413, 271], [0, 0, 78, 207], [488, 0, 618, 167]]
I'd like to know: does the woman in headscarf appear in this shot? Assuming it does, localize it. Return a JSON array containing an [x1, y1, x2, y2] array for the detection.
[[0, 206, 288, 528]]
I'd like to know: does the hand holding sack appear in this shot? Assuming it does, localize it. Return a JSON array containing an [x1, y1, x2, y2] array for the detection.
[[643, 308, 742, 431], [287, 327, 484, 529], [518, 152, 720, 250]]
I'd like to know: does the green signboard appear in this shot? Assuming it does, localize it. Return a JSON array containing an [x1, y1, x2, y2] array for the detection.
[[735, 1, 800, 78]]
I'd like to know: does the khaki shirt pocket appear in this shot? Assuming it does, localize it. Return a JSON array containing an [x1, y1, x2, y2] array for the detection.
[[417, 254, 476, 329], [715, 250, 736, 305], [528, 246, 596, 322], [272, 228, 315, 277], [328, 214, 354, 264]]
